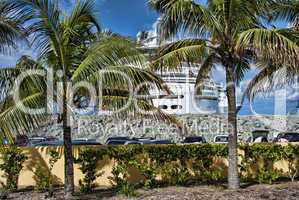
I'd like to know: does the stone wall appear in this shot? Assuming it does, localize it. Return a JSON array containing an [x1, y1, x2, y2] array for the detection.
[[30, 114, 299, 143]]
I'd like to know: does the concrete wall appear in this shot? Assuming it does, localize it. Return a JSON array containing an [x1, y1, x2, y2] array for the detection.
[[0, 147, 115, 187]]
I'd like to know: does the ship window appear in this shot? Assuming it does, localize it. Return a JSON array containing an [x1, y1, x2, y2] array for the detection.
[[159, 105, 168, 109], [171, 105, 182, 109]]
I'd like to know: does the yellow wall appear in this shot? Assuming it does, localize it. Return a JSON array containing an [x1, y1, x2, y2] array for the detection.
[[0, 147, 115, 187], [0, 146, 295, 188]]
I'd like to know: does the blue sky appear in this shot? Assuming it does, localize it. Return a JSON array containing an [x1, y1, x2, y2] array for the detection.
[[0, 0, 294, 115], [0, 0, 157, 66], [98, 0, 158, 37], [0, 0, 288, 66]]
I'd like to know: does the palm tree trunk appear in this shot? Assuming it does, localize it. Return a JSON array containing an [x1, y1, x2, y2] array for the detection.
[[225, 67, 240, 189], [62, 81, 74, 198]]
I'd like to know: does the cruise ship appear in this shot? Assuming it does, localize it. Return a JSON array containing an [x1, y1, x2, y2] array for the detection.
[[137, 20, 228, 115]]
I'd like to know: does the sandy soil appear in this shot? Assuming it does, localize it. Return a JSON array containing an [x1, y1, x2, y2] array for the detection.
[[7, 182, 299, 200]]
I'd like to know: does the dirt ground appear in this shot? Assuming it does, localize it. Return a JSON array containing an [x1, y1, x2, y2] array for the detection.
[[7, 182, 299, 200]]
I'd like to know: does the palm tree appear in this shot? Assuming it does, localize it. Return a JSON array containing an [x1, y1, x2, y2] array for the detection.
[[0, 0, 175, 197], [149, 0, 298, 189]]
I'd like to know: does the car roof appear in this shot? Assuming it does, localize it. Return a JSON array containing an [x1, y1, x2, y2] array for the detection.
[[34, 140, 101, 146], [280, 132, 299, 134], [106, 137, 130, 141], [185, 136, 203, 139], [214, 135, 228, 138], [106, 139, 129, 144], [29, 137, 46, 140]]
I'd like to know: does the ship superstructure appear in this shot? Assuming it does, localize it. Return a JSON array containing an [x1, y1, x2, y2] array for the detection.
[[137, 19, 228, 115]]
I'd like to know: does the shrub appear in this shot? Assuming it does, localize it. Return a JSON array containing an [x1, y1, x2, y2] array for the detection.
[[69, 143, 299, 194], [129, 155, 157, 189], [241, 144, 287, 184], [34, 166, 50, 192], [280, 145, 299, 182], [116, 181, 136, 197], [34, 150, 60, 196], [75, 148, 106, 193], [145, 144, 227, 185], [107, 145, 142, 196], [0, 146, 27, 191], [106, 144, 228, 194]]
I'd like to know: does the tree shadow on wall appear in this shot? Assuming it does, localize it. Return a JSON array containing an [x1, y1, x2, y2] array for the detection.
[[23, 147, 63, 187]]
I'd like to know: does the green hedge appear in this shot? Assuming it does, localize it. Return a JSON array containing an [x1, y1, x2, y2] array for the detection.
[[240, 144, 299, 184], [107, 144, 228, 195], [1, 144, 298, 195], [75, 144, 299, 195], [74, 144, 299, 195]]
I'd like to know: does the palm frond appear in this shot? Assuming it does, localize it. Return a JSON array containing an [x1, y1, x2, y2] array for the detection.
[[64, 0, 100, 32], [71, 35, 147, 82], [234, 49, 256, 84], [101, 95, 185, 133], [148, 0, 216, 39], [0, 92, 48, 138], [272, 0, 299, 28], [237, 28, 299, 66], [240, 60, 298, 108], [10, 0, 62, 57], [0, 1, 30, 53], [0, 56, 45, 99], [87, 65, 170, 93], [223, 0, 232, 29], [195, 53, 216, 90], [151, 39, 207, 71]]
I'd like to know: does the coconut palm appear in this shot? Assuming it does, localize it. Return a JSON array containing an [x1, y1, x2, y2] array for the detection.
[[149, 0, 298, 189], [0, 0, 175, 197]]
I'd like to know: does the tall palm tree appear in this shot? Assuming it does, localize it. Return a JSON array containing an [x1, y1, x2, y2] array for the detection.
[[0, 0, 175, 197], [148, 0, 298, 189]]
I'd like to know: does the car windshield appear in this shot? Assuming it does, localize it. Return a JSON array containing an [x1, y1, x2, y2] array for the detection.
[[184, 137, 202, 143], [126, 142, 141, 145], [215, 136, 228, 142], [106, 137, 129, 142], [283, 133, 299, 141], [252, 130, 269, 140], [152, 140, 172, 144], [107, 140, 127, 145]]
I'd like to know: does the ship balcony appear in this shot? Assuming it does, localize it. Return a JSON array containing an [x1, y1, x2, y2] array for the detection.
[[161, 76, 197, 83], [195, 90, 219, 100]]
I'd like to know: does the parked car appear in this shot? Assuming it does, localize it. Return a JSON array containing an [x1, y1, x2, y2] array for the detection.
[[182, 136, 206, 144], [28, 137, 58, 146], [28, 137, 47, 146], [107, 138, 173, 145], [274, 132, 299, 142], [106, 140, 129, 145], [73, 138, 97, 142], [34, 140, 101, 146], [14, 135, 29, 146], [124, 141, 143, 145], [148, 140, 173, 145], [105, 137, 130, 144], [214, 135, 228, 144], [132, 137, 155, 141], [246, 130, 270, 143]]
